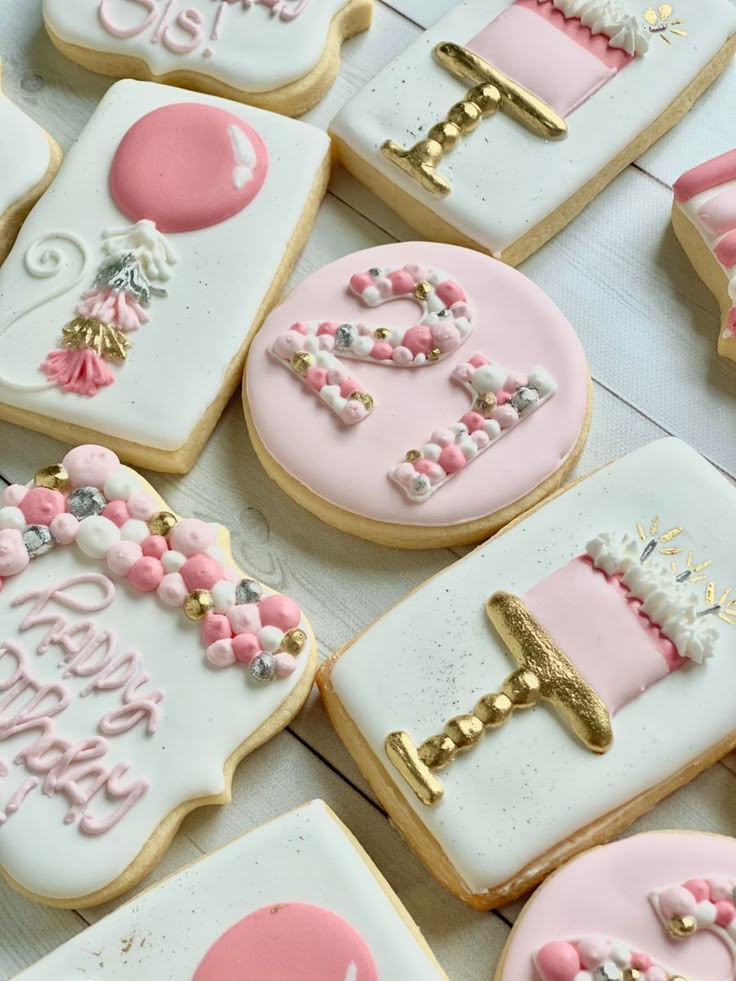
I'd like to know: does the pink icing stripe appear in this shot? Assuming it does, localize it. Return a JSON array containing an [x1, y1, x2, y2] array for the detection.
[[674, 148, 736, 203], [523, 556, 683, 714], [697, 185, 736, 237], [467, 6, 615, 118], [517, 0, 632, 70], [714, 229, 736, 269]]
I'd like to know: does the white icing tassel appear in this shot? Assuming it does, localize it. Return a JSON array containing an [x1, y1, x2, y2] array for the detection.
[[585, 531, 718, 663], [542, 0, 650, 56], [102, 220, 177, 281]]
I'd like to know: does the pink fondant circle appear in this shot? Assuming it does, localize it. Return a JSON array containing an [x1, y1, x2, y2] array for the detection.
[[498, 832, 736, 979], [246, 243, 589, 529], [110, 103, 268, 233], [193, 902, 378, 981]]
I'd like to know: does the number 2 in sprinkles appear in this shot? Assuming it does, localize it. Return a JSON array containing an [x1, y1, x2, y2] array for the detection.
[[268, 263, 556, 502], [1, 102, 267, 397], [386, 517, 735, 805], [381, 0, 651, 196]]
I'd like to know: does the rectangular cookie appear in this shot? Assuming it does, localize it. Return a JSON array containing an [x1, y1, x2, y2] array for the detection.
[[0, 79, 330, 473], [318, 438, 736, 909], [17, 800, 446, 979], [0, 444, 316, 908], [329, 0, 736, 265]]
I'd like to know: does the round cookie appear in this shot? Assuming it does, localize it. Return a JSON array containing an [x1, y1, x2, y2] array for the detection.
[[496, 831, 736, 980], [244, 242, 591, 548]]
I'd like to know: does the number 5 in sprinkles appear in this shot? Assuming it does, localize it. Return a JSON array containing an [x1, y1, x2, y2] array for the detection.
[[381, 0, 649, 196], [386, 517, 734, 805]]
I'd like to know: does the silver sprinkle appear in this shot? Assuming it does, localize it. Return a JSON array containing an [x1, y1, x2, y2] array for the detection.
[[368, 267, 381, 277], [249, 652, 276, 684], [335, 324, 358, 350], [411, 475, 431, 497], [510, 386, 540, 414], [22, 524, 54, 558], [235, 578, 262, 605], [67, 486, 106, 520], [593, 965, 622, 981]]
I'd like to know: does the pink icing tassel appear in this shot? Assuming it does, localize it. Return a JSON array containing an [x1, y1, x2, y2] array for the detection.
[[41, 348, 115, 396], [76, 288, 149, 332]]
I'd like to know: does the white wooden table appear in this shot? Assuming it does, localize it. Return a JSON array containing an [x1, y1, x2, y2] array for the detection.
[[1, 2, 735, 978]]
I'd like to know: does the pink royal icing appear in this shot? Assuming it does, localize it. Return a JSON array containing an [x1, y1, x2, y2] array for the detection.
[[110, 103, 268, 233], [468, 4, 617, 117], [674, 148, 736, 203], [247, 243, 589, 529], [498, 832, 736, 980], [193, 902, 378, 981]]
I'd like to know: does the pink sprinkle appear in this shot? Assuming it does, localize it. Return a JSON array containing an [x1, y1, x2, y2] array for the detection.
[[102, 500, 131, 528], [157, 572, 188, 607], [272, 332, 302, 359], [141, 535, 169, 559], [392, 346, 413, 365], [228, 603, 261, 635], [437, 444, 466, 474], [684, 878, 710, 902], [659, 884, 696, 919], [371, 341, 393, 360], [106, 540, 142, 576], [20, 487, 66, 526], [232, 632, 260, 664], [2, 484, 27, 507], [492, 404, 519, 430], [460, 411, 485, 434], [468, 353, 490, 368], [289, 322, 307, 335], [180, 554, 224, 591], [430, 429, 454, 448], [338, 377, 361, 398], [349, 272, 373, 294], [431, 322, 461, 352], [631, 953, 652, 971], [274, 652, 297, 678], [535, 941, 581, 981], [206, 639, 236, 669], [393, 462, 416, 487], [304, 367, 328, 391], [715, 900, 736, 927], [402, 325, 433, 357], [386, 268, 416, 294], [436, 281, 466, 306], [127, 493, 156, 521], [317, 335, 335, 352], [62, 445, 119, 488], [339, 401, 367, 424], [129, 556, 165, 592], [316, 321, 339, 336], [258, 594, 301, 631], [202, 613, 233, 646], [170, 518, 216, 557], [50, 512, 79, 545]]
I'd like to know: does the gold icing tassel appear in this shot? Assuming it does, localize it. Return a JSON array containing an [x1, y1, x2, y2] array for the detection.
[[61, 317, 132, 363], [381, 43, 567, 197], [385, 591, 612, 806]]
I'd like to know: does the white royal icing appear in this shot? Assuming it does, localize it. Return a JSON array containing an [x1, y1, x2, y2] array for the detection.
[[17, 801, 445, 979], [541, 0, 649, 56], [0, 80, 329, 453], [0, 466, 315, 902], [585, 532, 719, 664], [328, 439, 736, 897], [0, 90, 51, 218], [330, 0, 736, 260], [44, 0, 354, 96]]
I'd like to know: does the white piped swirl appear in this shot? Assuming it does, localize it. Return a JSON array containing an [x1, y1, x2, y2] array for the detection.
[[540, 0, 650, 57], [585, 532, 719, 664]]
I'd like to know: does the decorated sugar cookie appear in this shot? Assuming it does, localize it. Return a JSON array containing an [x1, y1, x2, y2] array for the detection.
[[496, 831, 736, 980], [0, 61, 62, 264], [318, 438, 736, 907], [18, 800, 446, 977], [0, 445, 316, 907], [673, 149, 736, 364], [44, 0, 373, 117], [244, 242, 590, 548], [329, 0, 736, 265], [0, 79, 330, 473]]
